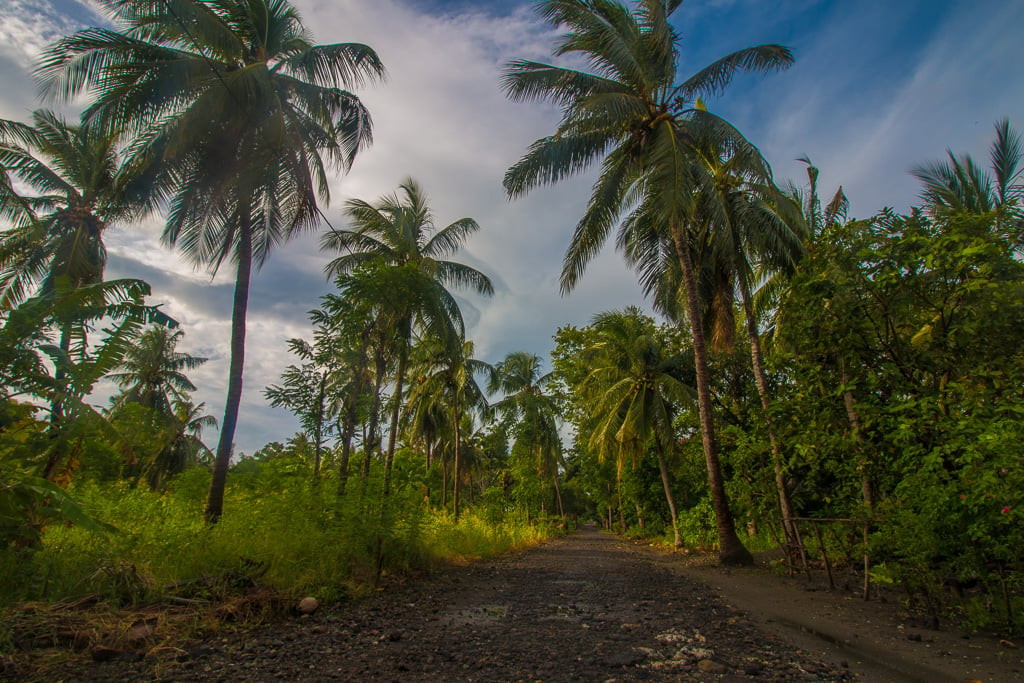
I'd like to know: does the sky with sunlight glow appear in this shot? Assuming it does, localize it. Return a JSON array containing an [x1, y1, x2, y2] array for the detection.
[[1, 0, 1021, 453]]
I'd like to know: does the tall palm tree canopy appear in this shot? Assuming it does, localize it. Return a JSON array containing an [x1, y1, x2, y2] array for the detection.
[[489, 351, 562, 475], [37, 0, 386, 272], [0, 110, 136, 309], [582, 307, 692, 461], [503, 0, 792, 565], [911, 118, 1022, 230], [501, 0, 793, 291], [110, 325, 207, 415], [36, 0, 385, 522], [323, 178, 493, 300]]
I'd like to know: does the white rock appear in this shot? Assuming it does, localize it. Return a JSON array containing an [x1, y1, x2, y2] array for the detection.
[[298, 597, 319, 614]]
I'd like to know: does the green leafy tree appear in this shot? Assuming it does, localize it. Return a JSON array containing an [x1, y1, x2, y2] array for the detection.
[[503, 0, 791, 564], [37, 0, 385, 522], [265, 338, 333, 480]]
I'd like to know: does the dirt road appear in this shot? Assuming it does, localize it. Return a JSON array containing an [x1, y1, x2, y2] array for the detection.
[[43, 525, 860, 682]]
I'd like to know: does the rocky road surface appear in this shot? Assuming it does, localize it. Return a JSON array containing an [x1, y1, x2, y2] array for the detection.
[[40, 525, 857, 682]]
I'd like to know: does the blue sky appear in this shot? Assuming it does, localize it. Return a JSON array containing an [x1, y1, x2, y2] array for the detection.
[[1, 0, 1021, 453]]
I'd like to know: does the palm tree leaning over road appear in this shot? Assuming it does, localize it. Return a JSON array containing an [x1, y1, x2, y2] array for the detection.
[[37, 0, 385, 522], [502, 0, 792, 564]]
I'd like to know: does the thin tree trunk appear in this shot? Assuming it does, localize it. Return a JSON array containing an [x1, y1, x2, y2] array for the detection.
[[654, 438, 682, 549], [843, 387, 874, 600], [552, 471, 564, 517], [382, 342, 409, 498], [673, 227, 751, 565], [312, 370, 327, 480], [42, 322, 74, 481], [338, 330, 371, 497], [441, 457, 448, 510], [617, 476, 626, 532], [205, 227, 251, 524], [423, 437, 432, 502], [336, 417, 352, 497], [453, 411, 461, 523], [361, 346, 387, 497], [738, 282, 798, 551]]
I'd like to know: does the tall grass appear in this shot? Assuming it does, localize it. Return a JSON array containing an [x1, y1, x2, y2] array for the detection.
[[0, 466, 556, 609]]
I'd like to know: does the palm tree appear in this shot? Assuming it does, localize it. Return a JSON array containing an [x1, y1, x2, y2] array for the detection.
[[489, 351, 565, 516], [322, 178, 493, 495], [0, 110, 137, 310], [912, 119, 1022, 233], [143, 399, 217, 490], [502, 0, 792, 564], [582, 308, 692, 547], [407, 337, 490, 522], [0, 109, 143, 431], [110, 325, 207, 415], [37, 0, 385, 522], [627, 130, 807, 550]]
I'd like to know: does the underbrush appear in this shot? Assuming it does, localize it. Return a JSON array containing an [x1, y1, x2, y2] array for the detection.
[[0, 468, 557, 664]]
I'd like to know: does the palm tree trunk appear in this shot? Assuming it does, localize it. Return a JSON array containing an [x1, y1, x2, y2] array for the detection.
[[424, 436, 432, 502], [673, 228, 751, 565], [205, 227, 251, 524], [361, 346, 387, 497], [336, 417, 352, 497], [382, 341, 409, 498], [552, 471, 564, 517], [42, 321, 74, 480], [843, 386, 874, 599], [441, 456, 448, 510], [453, 410, 461, 523], [738, 281, 798, 551], [338, 330, 371, 497], [654, 438, 682, 549]]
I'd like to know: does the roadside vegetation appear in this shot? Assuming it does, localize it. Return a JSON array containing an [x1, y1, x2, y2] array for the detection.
[[1, 3, 1021, 669]]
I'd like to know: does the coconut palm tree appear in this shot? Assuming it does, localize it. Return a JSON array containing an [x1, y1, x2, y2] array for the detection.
[[582, 308, 692, 547], [0, 109, 144, 432], [489, 351, 565, 516], [322, 178, 493, 493], [502, 0, 792, 564], [407, 337, 490, 522], [37, 0, 385, 522], [143, 399, 217, 490], [0, 110, 137, 310], [912, 118, 1022, 233], [110, 325, 207, 416], [625, 129, 807, 549]]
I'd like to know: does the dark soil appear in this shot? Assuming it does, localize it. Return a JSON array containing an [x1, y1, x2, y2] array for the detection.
[[11, 526, 1023, 682]]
